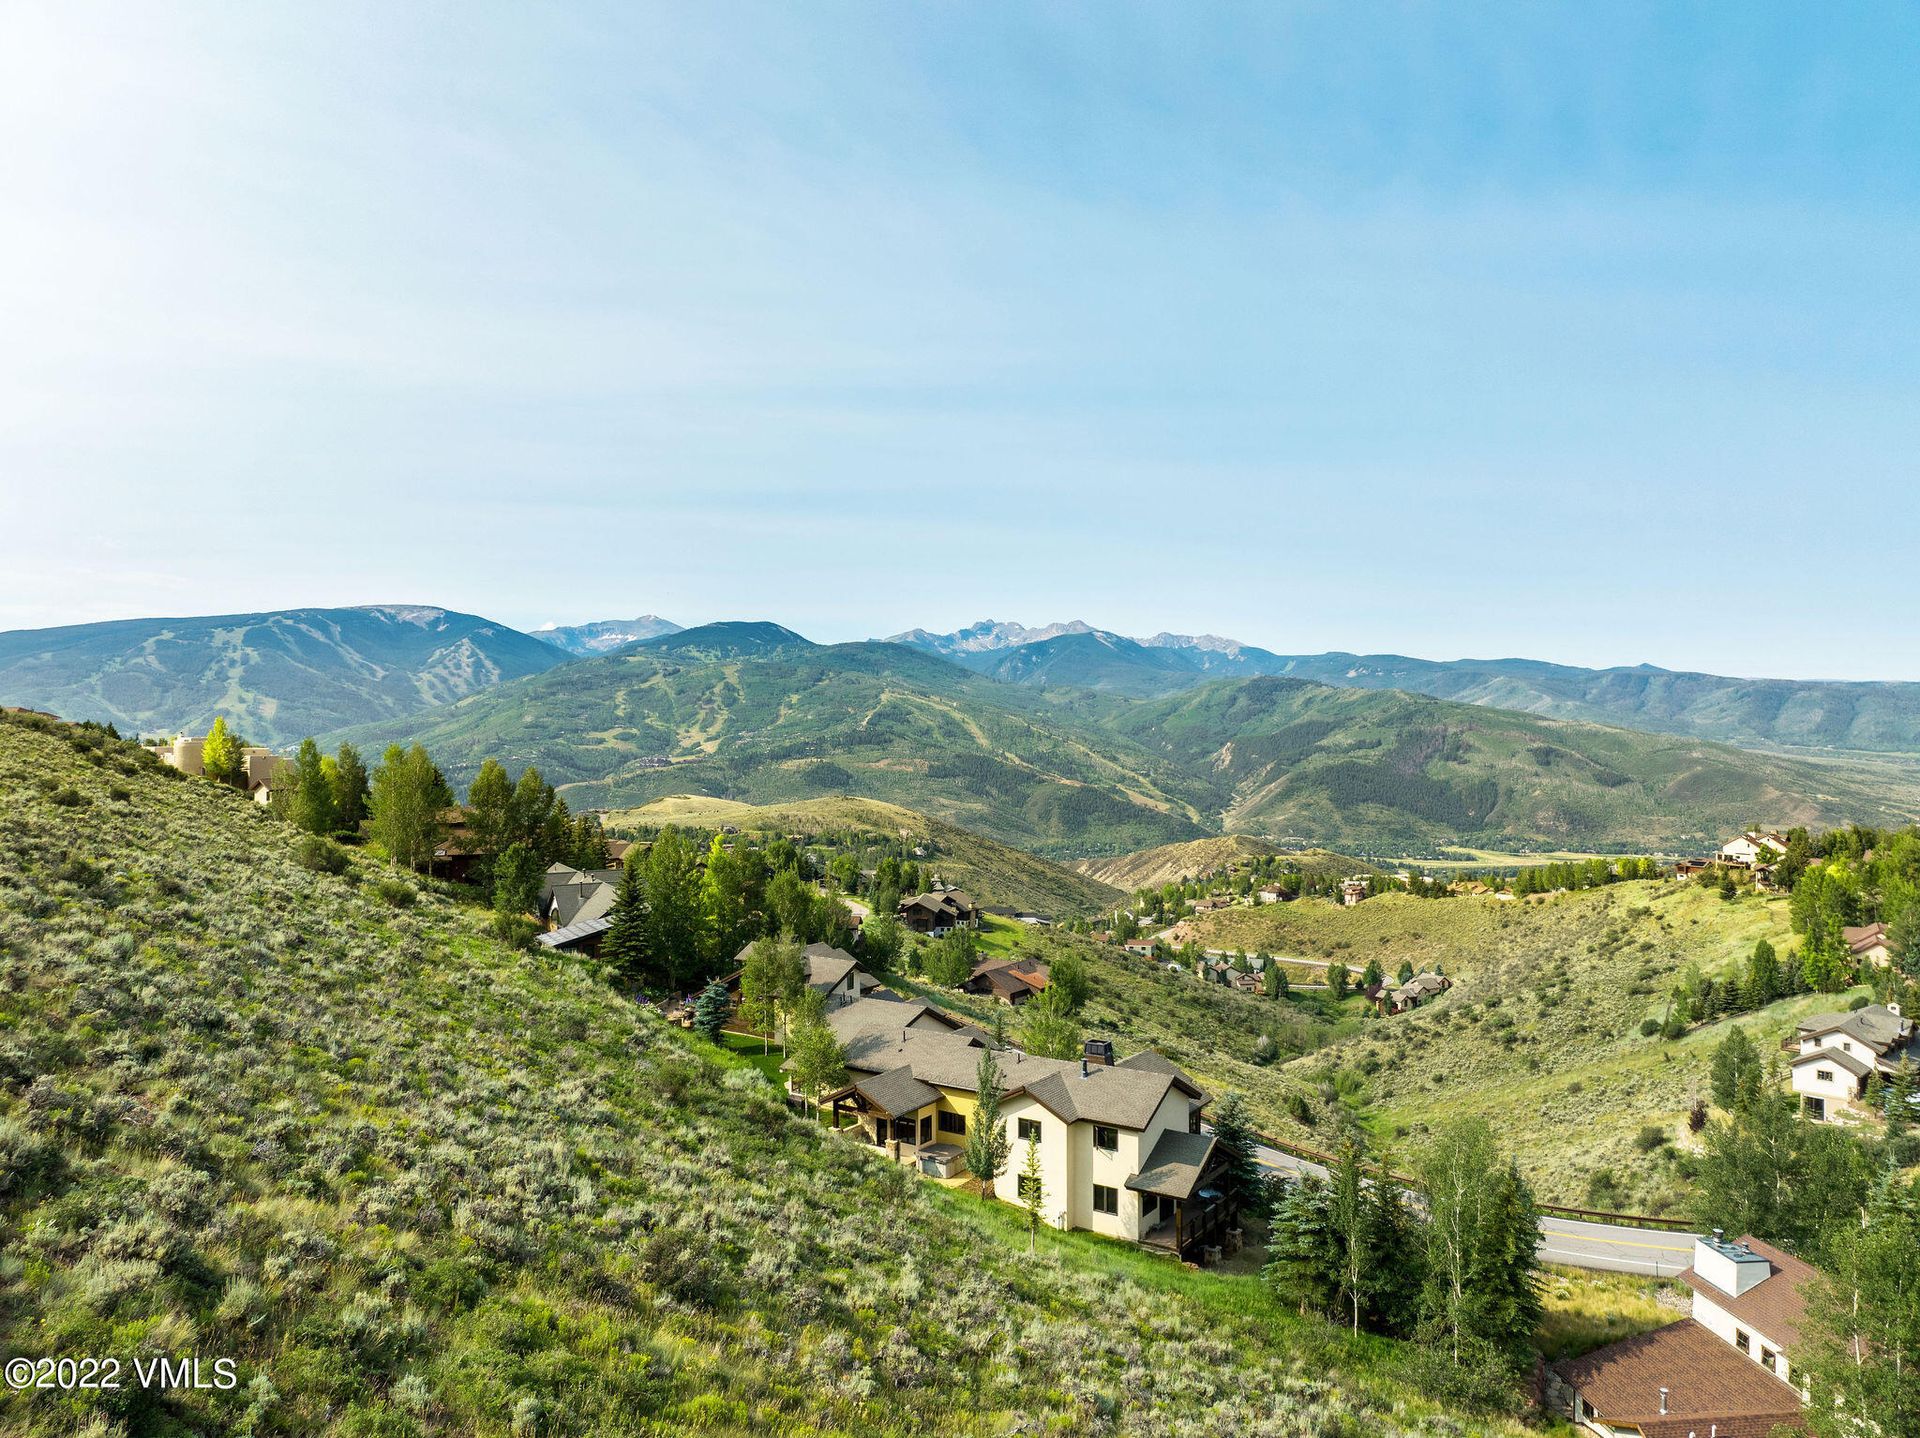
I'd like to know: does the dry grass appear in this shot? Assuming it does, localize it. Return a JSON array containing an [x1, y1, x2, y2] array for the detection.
[[1535, 1265, 1689, 1362], [1184, 882, 1857, 1210]]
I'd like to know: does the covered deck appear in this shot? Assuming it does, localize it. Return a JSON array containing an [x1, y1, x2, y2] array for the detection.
[[821, 1071, 969, 1176], [1126, 1130, 1228, 1260]]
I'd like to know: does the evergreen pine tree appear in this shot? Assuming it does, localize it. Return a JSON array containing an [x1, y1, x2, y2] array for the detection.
[[962, 1047, 1010, 1199], [1209, 1091, 1265, 1225], [600, 860, 651, 984], [331, 743, 370, 829], [691, 980, 731, 1043], [1264, 1175, 1337, 1317]]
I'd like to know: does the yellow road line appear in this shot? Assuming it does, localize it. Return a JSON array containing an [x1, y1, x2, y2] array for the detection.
[[1543, 1232, 1692, 1254]]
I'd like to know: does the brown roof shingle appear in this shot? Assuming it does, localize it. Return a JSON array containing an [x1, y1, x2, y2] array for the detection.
[[1554, 1319, 1802, 1434], [1680, 1234, 1816, 1350]]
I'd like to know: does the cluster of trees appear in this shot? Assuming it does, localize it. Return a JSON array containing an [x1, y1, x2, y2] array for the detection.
[[271, 738, 371, 835], [1267, 1120, 1541, 1394], [1504, 855, 1660, 896], [599, 828, 860, 994], [1649, 939, 1811, 1038], [731, 935, 853, 1115], [1787, 827, 1920, 994], [1693, 1025, 1920, 1432]]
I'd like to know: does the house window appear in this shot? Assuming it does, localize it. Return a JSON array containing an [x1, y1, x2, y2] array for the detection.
[[1092, 1183, 1118, 1215], [1816, 1069, 1834, 1083], [1017, 1173, 1040, 1203], [1735, 1329, 1750, 1353], [1093, 1124, 1119, 1151], [1017, 1117, 1042, 1142], [938, 1110, 967, 1135]]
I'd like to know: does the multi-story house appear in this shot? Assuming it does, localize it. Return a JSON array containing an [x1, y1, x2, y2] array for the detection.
[[1786, 1001, 1918, 1123], [815, 1003, 1226, 1257], [1555, 1231, 1811, 1438], [1718, 830, 1789, 868]]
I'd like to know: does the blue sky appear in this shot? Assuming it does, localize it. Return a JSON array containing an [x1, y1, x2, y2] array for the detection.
[[2, 4, 1915, 677]]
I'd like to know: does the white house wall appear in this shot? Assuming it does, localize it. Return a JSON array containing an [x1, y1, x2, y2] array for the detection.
[[993, 1087, 1183, 1243], [1791, 1064, 1863, 1107], [1690, 1291, 1792, 1384]]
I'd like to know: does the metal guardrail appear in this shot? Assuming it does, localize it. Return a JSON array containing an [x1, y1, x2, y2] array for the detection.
[[1255, 1133, 1697, 1231]]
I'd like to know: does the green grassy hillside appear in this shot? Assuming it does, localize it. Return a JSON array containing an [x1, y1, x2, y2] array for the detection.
[[0, 605, 567, 746], [1068, 838, 1366, 893], [1186, 883, 1861, 1211], [0, 712, 1543, 1437], [604, 794, 1124, 916], [330, 640, 1209, 858], [329, 636, 1917, 858], [1063, 676, 1919, 852]]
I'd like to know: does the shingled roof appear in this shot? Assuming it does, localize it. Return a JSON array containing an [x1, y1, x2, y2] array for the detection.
[[1124, 1130, 1219, 1199], [1680, 1234, 1815, 1350], [844, 1067, 940, 1117], [1795, 1003, 1914, 1057], [838, 1027, 1202, 1133], [1554, 1319, 1803, 1438]]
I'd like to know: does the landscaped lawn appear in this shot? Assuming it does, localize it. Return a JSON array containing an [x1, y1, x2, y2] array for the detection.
[[716, 1028, 786, 1084], [972, 912, 1029, 956]]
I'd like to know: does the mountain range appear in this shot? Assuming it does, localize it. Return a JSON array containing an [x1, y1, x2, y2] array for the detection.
[[532, 614, 683, 656], [0, 605, 568, 745], [326, 620, 1920, 857], [890, 621, 1920, 753], [7, 604, 1920, 855]]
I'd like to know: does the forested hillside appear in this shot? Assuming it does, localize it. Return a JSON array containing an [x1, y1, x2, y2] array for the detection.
[[604, 794, 1124, 916], [330, 631, 1210, 857], [0, 606, 565, 745], [895, 625, 1920, 755], [1045, 677, 1919, 852], [0, 712, 1529, 1437], [332, 634, 1917, 857]]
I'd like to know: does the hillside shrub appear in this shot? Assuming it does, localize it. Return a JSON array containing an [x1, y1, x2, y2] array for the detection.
[[296, 836, 349, 875], [373, 878, 416, 908]]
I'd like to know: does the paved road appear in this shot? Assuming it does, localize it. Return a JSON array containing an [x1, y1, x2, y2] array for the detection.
[[1252, 1142, 1697, 1277]]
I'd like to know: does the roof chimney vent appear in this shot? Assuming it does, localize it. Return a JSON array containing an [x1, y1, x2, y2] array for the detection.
[[1658, 1387, 1668, 1415], [1080, 1057, 1090, 1078]]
